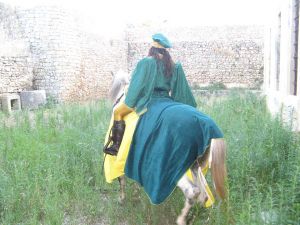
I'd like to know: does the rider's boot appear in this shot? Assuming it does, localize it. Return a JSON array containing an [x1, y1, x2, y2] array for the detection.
[[103, 120, 126, 156]]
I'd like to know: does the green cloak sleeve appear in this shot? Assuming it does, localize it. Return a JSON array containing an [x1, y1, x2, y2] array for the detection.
[[171, 63, 197, 107], [124, 58, 157, 114]]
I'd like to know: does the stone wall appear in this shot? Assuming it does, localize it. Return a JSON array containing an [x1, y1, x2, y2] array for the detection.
[[0, 56, 33, 93], [76, 36, 127, 102], [15, 6, 81, 102], [126, 25, 264, 88], [15, 6, 127, 102], [0, 3, 264, 102], [0, 3, 33, 93]]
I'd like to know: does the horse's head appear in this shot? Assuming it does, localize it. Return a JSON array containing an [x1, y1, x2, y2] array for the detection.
[[109, 70, 130, 104]]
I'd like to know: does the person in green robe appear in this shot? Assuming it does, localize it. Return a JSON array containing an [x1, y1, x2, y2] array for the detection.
[[106, 33, 224, 204]]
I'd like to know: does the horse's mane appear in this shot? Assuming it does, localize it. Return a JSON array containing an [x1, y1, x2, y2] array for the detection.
[[109, 70, 129, 103]]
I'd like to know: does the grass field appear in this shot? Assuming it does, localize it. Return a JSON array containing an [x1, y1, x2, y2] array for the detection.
[[0, 91, 299, 225]]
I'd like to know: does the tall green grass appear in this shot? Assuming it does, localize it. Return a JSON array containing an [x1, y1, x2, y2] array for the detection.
[[0, 92, 299, 224], [0, 101, 115, 224], [198, 91, 300, 225]]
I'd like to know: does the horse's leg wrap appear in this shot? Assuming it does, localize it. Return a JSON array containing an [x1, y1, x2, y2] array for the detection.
[[103, 120, 125, 155]]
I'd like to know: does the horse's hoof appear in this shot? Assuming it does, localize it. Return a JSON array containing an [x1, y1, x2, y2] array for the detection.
[[176, 216, 186, 225], [118, 196, 125, 205]]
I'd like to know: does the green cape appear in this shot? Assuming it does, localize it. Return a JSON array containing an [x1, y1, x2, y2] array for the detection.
[[125, 57, 197, 114]]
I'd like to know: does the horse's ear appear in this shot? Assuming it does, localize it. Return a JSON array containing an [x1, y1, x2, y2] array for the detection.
[[110, 71, 114, 77]]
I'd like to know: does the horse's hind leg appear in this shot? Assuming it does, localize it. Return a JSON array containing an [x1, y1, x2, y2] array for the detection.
[[177, 175, 200, 200], [118, 175, 125, 204], [177, 175, 200, 225], [176, 198, 194, 225]]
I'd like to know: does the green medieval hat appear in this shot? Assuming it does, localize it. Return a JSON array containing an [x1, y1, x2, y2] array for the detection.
[[152, 33, 172, 49]]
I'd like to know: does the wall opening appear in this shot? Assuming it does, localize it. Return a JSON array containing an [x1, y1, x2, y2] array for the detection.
[[11, 99, 19, 110]]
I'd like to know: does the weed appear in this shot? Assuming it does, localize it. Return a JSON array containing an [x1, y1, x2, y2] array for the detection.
[[0, 93, 299, 224]]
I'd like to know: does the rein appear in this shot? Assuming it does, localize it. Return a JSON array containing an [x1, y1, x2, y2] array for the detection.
[[113, 93, 124, 108]]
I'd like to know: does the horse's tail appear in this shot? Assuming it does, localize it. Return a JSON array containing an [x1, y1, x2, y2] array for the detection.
[[210, 138, 227, 200]]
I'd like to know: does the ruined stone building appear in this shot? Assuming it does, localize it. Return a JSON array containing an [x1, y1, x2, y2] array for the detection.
[[264, 0, 300, 130], [0, 2, 264, 103]]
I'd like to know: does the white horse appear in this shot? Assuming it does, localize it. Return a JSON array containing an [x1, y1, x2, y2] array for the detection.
[[107, 70, 227, 225]]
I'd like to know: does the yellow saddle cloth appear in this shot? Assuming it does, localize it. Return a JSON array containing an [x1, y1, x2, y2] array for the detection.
[[104, 111, 139, 183]]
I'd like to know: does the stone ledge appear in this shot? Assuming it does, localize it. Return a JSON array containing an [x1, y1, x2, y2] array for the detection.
[[20, 90, 47, 110], [193, 89, 263, 97]]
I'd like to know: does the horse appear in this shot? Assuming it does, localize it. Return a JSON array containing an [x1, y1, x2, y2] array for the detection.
[[106, 70, 227, 225]]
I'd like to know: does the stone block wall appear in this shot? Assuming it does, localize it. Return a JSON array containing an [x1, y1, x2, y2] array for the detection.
[[0, 3, 33, 93], [0, 3, 264, 103], [15, 6, 82, 102], [126, 25, 264, 89], [0, 56, 33, 93], [14, 5, 127, 102], [76, 36, 127, 101]]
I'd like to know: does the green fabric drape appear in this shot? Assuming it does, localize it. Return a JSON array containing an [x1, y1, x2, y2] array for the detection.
[[122, 56, 224, 204], [125, 57, 196, 114], [125, 97, 223, 204], [171, 63, 197, 107]]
